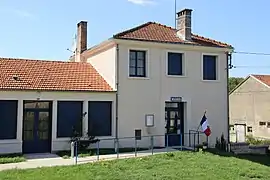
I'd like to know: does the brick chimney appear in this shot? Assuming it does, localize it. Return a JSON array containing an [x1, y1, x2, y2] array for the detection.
[[176, 9, 192, 41], [75, 21, 87, 62]]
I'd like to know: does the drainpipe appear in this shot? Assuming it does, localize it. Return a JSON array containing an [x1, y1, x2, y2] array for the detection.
[[226, 52, 233, 145], [115, 44, 119, 152]]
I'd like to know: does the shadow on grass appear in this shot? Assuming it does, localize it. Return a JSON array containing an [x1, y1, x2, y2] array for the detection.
[[205, 148, 270, 167]]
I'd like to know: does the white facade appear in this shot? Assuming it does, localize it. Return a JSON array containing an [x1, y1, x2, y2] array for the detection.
[[87, 39, 231, 147], [0, 90, 115, 154]]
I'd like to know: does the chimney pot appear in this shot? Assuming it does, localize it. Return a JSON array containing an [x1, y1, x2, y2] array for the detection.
[[176, 9, 192, 41]]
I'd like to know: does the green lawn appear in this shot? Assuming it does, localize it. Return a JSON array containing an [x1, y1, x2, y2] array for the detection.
[[0, 154, 26, 164], [56, 148, 149, 158], [0, 151, 269, 180]]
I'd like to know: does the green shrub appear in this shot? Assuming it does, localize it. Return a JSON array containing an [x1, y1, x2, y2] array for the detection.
[[246, 135, 270, 145], [215, 133, 227, 151]]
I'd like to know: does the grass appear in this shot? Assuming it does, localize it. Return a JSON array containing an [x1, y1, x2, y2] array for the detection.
[[0, 150, 270, 180], [56, 148, 149, 158], [0, 154, 26, 164]]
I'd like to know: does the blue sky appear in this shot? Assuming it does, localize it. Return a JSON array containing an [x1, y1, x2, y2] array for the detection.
[[0, 0, 270, 77]]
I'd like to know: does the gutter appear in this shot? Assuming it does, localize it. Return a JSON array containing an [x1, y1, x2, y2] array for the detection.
[[115, 44, 119, 150]]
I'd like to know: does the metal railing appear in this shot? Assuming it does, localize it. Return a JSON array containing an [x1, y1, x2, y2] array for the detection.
[[71, 132, 207, 165]]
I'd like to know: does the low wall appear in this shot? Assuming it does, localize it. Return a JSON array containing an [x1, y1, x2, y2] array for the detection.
[[230, 142, 269, 155]]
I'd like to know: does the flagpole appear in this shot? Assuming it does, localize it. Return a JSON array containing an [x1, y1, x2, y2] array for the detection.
[[174, 0, 177, 29]]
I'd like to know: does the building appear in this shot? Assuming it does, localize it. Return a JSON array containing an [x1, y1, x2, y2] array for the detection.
[[229, 74, 270, 142], [0, 8, 233, 154]]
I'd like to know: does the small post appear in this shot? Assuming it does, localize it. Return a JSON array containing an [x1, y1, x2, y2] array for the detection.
[[97, 140, 100, 161], [197, 131, 199, 145], [193, 133, 196, 151], [180, 133, 183, 151], [71, 141, 75, 158], [75, 141, 78, 165], [151, 136, 154, 155], [166, 134, 169, 152], [189, 130, 191, 147], [135, 138, 137, 157], [116, 139, 119, 159]]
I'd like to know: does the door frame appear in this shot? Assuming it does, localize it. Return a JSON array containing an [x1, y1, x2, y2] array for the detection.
[[165, 101, 185, 146], [234, 123, 246, 143], [22, 101, 53, 154]]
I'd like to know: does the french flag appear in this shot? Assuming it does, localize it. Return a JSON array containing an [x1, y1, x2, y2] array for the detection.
[[200, 114, 211, 136]]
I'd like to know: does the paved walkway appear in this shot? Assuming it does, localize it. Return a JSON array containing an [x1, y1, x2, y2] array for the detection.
[[0, 148, 177, 172]]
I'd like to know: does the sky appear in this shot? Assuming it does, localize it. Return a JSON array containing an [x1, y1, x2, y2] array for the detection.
[[0, 0, 270, 77]]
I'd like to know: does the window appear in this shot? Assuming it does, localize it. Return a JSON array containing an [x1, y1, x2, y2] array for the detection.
[[259, 122, 266, 126], [0, 100, 18, 139], [203, 55, 217, 80], [247, 126, 252, 132], [267, 122, 270, 128], [57, 101, 83, 137], [167, 52, 183, 76], [229, 125, 234, 131], [129, 50, 146, 77], [88, 101, 112, 136]]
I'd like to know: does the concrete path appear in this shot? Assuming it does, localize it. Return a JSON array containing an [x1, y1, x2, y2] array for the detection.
[[0, 148, 177, 172]]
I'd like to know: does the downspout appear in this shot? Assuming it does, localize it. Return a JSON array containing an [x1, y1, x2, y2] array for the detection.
[[115, 44, 119, 151], [226, 52, 233, 145]]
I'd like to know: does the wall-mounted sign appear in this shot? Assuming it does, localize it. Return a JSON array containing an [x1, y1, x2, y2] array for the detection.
[[170, 97, 182, 102], [145, 114, 154, 127]]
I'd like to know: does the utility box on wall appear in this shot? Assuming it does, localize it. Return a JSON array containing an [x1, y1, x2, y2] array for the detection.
[[135, 129, 142, 140]]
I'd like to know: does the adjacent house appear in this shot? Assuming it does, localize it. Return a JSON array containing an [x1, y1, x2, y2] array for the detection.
[[229, 74, 270, 142], [0, 8, 233, 154]]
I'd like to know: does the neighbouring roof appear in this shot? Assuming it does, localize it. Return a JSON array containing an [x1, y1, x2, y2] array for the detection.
[[0, 58, 113, 92], [229, 74, 270, 95], [252, 74, 270, 87], [113, 22, 233, 48]]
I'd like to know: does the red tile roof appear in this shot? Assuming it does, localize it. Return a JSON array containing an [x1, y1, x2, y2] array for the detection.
[[0, 58, 113, 92], [113, 22, 232, 48], [252, 75, 270, 87]]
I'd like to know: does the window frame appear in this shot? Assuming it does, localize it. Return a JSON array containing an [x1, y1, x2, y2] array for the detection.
[[201, 53, 219, 81], [128, 48, 149, 79], [259, 121, 266, 126], [166, 50, 186, 77]]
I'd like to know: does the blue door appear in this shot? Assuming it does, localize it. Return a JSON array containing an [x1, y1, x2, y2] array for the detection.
[[23, 101, 52, 154], [165, 102, 184, 147]]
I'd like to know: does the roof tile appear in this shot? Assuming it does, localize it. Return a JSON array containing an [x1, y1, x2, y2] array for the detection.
[[113, 22, 232, 48], [0, 58, 113, 92], [252, 74, 270, 87]]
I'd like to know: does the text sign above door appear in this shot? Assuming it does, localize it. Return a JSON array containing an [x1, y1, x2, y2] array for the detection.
[[170, 97, 182, 102]]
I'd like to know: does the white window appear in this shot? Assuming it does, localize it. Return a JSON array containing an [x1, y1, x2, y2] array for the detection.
[[129, 50, 147, 77]]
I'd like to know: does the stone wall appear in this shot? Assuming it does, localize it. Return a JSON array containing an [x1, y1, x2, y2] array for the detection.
[[230, 142, 269, 155]]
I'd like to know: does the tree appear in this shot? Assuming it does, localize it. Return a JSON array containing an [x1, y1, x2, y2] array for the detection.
[[229, 77, 245, 92]]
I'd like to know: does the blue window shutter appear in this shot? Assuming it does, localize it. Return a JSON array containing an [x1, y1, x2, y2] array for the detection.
[[203, 55, 217, 80], [168, 52, 183, 75], [0, 100, 18, 139], [57, 101, 83, 137], [88, 101, 112, 136]]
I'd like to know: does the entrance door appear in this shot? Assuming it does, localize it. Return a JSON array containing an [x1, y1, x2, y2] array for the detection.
[[235, 124, 246, 142], [165, 102, 184, 147], [23, 101, 52, 154]]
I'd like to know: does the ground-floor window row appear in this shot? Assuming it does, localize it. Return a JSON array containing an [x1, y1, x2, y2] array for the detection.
[[0, 100, 113, 140]]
